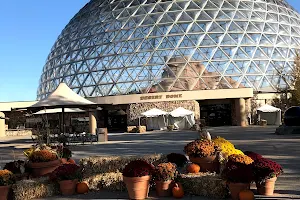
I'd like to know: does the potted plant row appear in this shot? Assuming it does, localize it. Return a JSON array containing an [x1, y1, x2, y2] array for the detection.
[[222, 154, 254, 200], [184, 139, 219, 172], [245, 151, 283, 195], [0, 169, 15, 200], [50, 163, 82, 195], [122, 160, 154, 200], [24, 144, 74, 177], [153, 162, 177, 197]]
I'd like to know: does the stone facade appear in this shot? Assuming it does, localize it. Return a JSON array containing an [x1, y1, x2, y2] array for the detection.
[[127, 100, 200, 126]]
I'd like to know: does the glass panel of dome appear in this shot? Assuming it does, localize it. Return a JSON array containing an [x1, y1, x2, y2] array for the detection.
[[222, 10, 235, 19], [212, 48, 229, 60], [227, 22, 243, 32], [211, 61, 227, 72], [247, 75, 263, 89], [179, 36, 195, 47], [234, 11, 247, 20], [239, 78, 252, 88], [238, 1, 251, 10], [204, 1, 219, 9], [221, 34, 237, 45], [210, 33, 224, 44], [234, 48, 249, 59], [225, 62, 242, 75], [186, 1, 201, 10], [208, 22, 225, 32], [197, 11, 212, 21], [222, 1, 237, 9], [241, 46, 255, 58], [192, 48, 207, 60], [222, 46, 237, 57]]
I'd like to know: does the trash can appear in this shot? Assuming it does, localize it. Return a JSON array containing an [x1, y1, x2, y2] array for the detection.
[[96, 128, 108, 142]]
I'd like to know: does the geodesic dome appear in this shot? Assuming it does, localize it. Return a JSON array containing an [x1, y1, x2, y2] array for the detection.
[[37, 0, 300, 99]]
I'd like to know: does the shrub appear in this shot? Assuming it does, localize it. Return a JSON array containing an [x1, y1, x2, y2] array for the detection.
[[184, 139, 218, 158], [253, 158, 283, 183], [50, 164, 82, 181], [0, 169, 15, 186], [153, 162, 177, 181], [122, 160, 154, 177], [166, 153, 188, 167], [222, 154, 254, 183]]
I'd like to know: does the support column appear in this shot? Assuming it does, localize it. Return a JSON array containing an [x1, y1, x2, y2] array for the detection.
[[245, 98, 251, 125], [234, 98, 247, 127], [0, 112, 6, 137], [89, 111, 97, 134]]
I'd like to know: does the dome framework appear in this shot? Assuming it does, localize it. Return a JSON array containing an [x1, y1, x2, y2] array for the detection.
[[38, 0, 300, 99]]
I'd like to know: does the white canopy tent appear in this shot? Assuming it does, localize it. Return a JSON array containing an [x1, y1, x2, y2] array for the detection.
[[13, 83, 98, 134], [141, 108, 168, 130], [169, 107, 195, 130], [34, 108, 85, 115], [257, 105, 281, 125]]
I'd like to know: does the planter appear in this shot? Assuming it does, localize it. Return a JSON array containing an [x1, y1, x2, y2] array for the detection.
[[0, 185, 10, 200], [61, 158, 68, 164], [256, 177, 277, 195], [228, 182, 250, 200], [189, 155, 220, 173], [155, 180, 173, 197], [59, 180, 78, 195], [27, 159, 62, 177], [123, 175, 151, 200]]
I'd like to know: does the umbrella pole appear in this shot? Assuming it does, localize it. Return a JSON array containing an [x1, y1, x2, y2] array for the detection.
[[62, 107, 65, 135]]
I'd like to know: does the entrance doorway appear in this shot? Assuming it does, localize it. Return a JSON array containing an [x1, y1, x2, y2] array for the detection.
[[107, 109, 127, 132], [200, 104, 232, 126]]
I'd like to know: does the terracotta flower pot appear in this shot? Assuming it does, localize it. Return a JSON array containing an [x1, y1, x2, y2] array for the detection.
[[0, 185, 10, 200], [123, 175, 151, 200], [61, 158, 68, 164], [256, 177, 277, 196], [59, 180, 78, 195], [27, 159, 62, 177], [155, 180, 173, 197], [189, 155, 220, 173], [228, 182, 250, 200]]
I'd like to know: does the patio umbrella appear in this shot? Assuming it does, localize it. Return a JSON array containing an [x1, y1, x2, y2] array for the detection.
[[12, 83, 99, 134]]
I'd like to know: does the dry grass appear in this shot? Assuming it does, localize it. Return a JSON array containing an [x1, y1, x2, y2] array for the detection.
[[80, 154, 167, 176], [12, 177, 58, 200], [179, 173, 229, 199], [83, 172, 125, 191]]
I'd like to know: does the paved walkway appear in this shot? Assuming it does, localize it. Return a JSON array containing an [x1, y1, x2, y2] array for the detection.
[[1, 126, 300, 199]]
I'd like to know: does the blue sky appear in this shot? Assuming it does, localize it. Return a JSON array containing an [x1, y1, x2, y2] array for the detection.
[[0, 0, 299, 102]]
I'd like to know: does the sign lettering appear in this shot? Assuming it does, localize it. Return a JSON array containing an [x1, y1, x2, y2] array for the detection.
[[140, 94, 183, 101]]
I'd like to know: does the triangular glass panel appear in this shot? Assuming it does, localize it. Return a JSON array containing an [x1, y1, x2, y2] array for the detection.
[[186, 1, 201, 10], [176, 1, 188, 9], [188, 34, 204, 46], [272, 48, 285, 59], [193, 78, 209, 90], [247, 62, 261, 74], [228, 22, 244, 32], [212, 48, 229, 60], [189, 22, 204, 33], [265, 62, 278, 75], [217, 77, 232, 89], [197, 11, 212, 21], [177, 22, 191, 33], [222, 1, 236, 9], [222, 46, 237, 57], [221, 34, 237, 45], [277, 47, 289, 58], [178, 12, 193, 22], [235, 21, 248, 30], [204, 1, 218, 9], [248, 33, 261, 44], [158, 37, 175, 49], [208, 22, 225, 32], [223, 10, 235, 18], [179, 36, 195, 47], [234, 48, 249, 59], [247, 75, 263, 89], [169, 2, 182, 11], [266, 13, 278, 22], [224, 63, 242, 75], [234, 11, 246, 20], [216, 10, 231, 19], [211, 61, 229, 74], [205, 10, 219, 19], [254, 48, 267, 59], [210, 33, 224, 44], [247, 22, 260, 32], [238, 77, 252, 88], [235, 61, 250, 73], [166, 35, 183, 47], [217, 21, 229, 31], [192, 48, 207, 61], [200, 35, 216, 46], [169, 24, 185, 34], [254, 60, 269, 73], [225, 76, 242, 88]]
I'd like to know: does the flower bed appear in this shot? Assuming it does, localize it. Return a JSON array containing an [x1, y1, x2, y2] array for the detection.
[[178, 173, 228, 199]]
